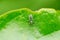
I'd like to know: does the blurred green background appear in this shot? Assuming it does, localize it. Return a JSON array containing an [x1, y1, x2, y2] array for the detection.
[[0, 0, 60, 14]]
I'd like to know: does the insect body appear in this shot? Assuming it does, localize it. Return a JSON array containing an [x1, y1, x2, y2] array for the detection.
[[29, 14, 33, 25]]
